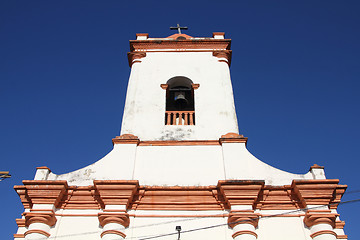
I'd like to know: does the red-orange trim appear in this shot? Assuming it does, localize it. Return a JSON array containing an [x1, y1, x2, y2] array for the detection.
[[218, 180, 264, 208], [310, 230, 337, 238], [291, 179, 344, 207], [130, 39, 231, 52], [228, 211, 259, 228], [94, 180, 139, 208], [112, 134, 140, 145], [310, 164, 324, 170], [213, 32, 225, 38], [337, 235, 348, 239], [160, 84, 168, 90], [166, 33, 193, 39], [232, 230, 258, 239], [14, 180, 348, 213], [213, 50, 232, 66], [36, 166, 51, 172], [16, 218, 25, 227], [100, 230, 126, 238], [304, 210, 338, 228], [136, 33, 149, 38], [24, 229, 50, 238], [98, 212, 130, 228], [13, 233, 24, 238], [219, 133, 248, 145], [335, 220, 345, 229], [191, 83, 200, 89], [24, 210, 56, 227], [20, 180, 68, 207], [127, 52, 146, 67]]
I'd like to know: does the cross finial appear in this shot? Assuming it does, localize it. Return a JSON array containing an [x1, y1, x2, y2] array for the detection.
[[170, 23, 188, 34]]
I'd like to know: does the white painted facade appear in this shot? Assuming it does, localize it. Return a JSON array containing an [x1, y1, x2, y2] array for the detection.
[[14, 32, 347, 240]]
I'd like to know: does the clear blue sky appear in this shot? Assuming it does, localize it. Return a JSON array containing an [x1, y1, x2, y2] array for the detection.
[[1, 0, 359, 239]]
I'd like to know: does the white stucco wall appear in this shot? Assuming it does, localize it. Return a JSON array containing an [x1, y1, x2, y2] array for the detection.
[[38, 209, 318, 240], [45, 142, 320, 186], [120, 51, 239, 141]]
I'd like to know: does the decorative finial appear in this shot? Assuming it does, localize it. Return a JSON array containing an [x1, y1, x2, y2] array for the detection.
[[170, 23, 188, 34]]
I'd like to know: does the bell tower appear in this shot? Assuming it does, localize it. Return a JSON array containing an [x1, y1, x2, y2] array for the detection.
[[121, 32, 238, 140]]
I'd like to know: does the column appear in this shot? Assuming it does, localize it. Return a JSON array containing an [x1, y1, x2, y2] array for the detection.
[[218, 180, 264, 240], [18, 180, 68, 240], [228, 210, 259, 240], [94, 180, 139, 240], [304, 210, 338, 240], [291, 179, 344, 240]]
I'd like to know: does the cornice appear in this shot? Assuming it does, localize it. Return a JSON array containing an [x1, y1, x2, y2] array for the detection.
[[129, 39, 231, 52]]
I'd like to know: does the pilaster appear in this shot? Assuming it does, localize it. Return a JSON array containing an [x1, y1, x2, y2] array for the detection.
[[218, 180, 263, 240], [94, 180, 139, 240], [14, 180, 68, 240]]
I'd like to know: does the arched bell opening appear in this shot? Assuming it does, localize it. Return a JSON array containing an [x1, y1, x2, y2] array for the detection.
[[162, 76, 197, 126]]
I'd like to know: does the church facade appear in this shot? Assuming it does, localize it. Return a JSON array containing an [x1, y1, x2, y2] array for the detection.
[[14, 32, 347, 240]]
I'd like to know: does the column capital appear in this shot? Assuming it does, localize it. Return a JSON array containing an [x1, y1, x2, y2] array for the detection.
[[98, 212, 130, 228], [304, 210, 338, 228], [228, 210, 259, 228], [24, 210, 57, 227]]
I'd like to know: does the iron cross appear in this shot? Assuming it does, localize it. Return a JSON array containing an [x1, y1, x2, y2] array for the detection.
[[170, 23, 188, 34]]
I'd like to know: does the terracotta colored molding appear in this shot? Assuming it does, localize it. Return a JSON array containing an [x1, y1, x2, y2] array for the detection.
[[14, 185, 32, 209], [24, 210, 56, 227], [13, 233, 25, 238], [304, 210, 338, 228], [228, 211, 259, 228], [16, 218, 25, 227], [291, 179, 342, 207], [36, 166, 51, 172], [24, 229, 51, 238], [337, 235, 348, 239], [232, 230, 258, 239], [166, 33, 193, 40], [16, 180, 68, 208], [219, 133, 248, 145], [129, 39, 231, 52], [213, 50, 232, 66], [335, 220, 345, 229], [213, 32, 225, 38], [191, 83, 200, 89], [112, 134, 140, 145], [136, 33, 149, 38], [132, 185, 224, 211], [100, 230, 126, 238], [310, 230, 337, 238], [217, 180, 264, 208], [94, 180, 139, 208], [127, 52, 146, 67], [160, 84, 168, 90], [310, 164, 324, 169], [98, 212, 130, 228], [331, 184, 347, 209]]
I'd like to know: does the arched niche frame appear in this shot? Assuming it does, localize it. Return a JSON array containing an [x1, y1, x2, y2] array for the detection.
[[160, 76, 200, 126]]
